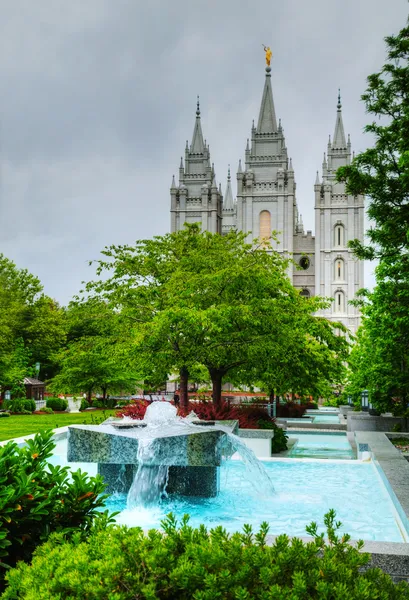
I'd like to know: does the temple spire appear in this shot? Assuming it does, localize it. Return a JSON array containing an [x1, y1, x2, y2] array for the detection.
[[191, 95, 205, 153], [224, 165, 234, 210], [256, 65, 278, 133], [332, 89, 346, 148]]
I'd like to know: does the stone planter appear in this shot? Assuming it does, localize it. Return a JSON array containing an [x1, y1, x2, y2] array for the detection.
[[347, 412, 408, 432], [339, 405, 353, 417]]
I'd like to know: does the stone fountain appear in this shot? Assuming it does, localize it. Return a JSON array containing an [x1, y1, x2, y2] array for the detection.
[[67, 403, 239, 501]]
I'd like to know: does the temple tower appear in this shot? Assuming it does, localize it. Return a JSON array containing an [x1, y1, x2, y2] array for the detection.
[[170, 98, 223, 234], [314, 92, 365, 334]]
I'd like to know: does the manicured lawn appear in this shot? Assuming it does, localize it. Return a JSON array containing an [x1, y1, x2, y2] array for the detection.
[[0, 410, 117, 442]]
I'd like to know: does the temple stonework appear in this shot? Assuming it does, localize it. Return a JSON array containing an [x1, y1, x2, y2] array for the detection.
[[170, 65, 364, 335]]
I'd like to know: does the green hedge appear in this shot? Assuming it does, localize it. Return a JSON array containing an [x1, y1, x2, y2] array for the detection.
[[2, 511, 408, 599], [3, 399, 35, 414], [45, 397, 68, 411], [0, 430, 112, 592]]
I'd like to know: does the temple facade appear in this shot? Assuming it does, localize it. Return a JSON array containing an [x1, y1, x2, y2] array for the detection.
[[170, 64, 364, 335]]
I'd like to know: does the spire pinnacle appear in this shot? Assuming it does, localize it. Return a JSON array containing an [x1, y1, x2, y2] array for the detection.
[[171, 174, 176, 189], [180, 156, 184, 169], [332, 88, 346, 147], [288, 157, 293, 172], [224, 166, 234, 210], [315, 171, 320, 185], [190, 96, 205, 153], [238, 159, 242, 173], [256, 62, 278, 133]]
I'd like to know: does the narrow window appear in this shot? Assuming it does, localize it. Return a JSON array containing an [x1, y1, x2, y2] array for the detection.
[[259, 210, 271, 242], [335, 259, 344, 280], [334, 291, 345, 313], [334, 224, 344, 247]]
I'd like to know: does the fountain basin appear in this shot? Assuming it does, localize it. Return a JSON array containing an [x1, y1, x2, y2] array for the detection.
[[67, 419, 239, 498]]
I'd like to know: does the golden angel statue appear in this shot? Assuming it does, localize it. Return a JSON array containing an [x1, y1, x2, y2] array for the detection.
[[263, 45, 272, 66]]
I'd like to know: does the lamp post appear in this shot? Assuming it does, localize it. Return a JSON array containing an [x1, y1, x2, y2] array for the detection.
[[361, 389, 369, 411]]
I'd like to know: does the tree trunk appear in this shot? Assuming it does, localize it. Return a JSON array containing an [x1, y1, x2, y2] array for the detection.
[[87, 389, 92, 404], [269, 389, 275, 403], [102, 386, 107, 403], [210, 369, 224, 408], [179, 366, 189, 411]]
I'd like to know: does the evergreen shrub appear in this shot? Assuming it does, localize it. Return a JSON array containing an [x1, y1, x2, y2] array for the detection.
[[2, 510, 408, 599], [3, 399, 35, 414], [80, 399, 90, 411], [45, 397, 68, 412], [0, 430, 111, 591], [271, 426, 289, 453], [0, 413, 10, 418]]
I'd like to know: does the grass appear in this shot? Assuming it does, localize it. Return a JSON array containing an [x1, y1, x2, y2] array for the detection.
[[0, 410, 118, 442]]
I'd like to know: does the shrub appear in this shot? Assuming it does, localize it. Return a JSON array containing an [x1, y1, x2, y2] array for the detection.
[[0, 430, 112, 591], [3, 510, 408, 599], [3, 399, 36, 414], [116, 399, 151, 420], [0, 413, 10, 418], [45, 397, 68, 412], [276, 402, 307, 419], [80, 398, 89, 411], [271, 426, 289, 453], [180, 400, 277, 430], [305, 401, 319, 410], [41, 407, 54, 414]]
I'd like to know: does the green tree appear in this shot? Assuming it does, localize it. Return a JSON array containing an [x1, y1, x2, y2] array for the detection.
[[0, 255, 65, 394], [86, 225, 348, 408], [235, 300, 348, 403], [337, 19, 409, 267], [345, 272, 409, 414], [51, 299, 139, 402], [338, 19, 409, 414]]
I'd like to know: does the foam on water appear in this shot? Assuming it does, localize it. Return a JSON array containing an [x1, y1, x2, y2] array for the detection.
[[125, 403, 275, 508]]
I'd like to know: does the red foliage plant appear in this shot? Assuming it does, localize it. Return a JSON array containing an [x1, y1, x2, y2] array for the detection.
[[116, 399, 150, 420], [180, 401, 276, 429], [116, 399, 277, 429], [276, 402, 307, 418]]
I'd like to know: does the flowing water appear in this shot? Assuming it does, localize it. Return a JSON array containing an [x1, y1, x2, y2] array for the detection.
[[125, 403, 275, 508]]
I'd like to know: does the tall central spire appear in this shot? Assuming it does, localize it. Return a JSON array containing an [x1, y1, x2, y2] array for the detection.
[[332, 89, 346, 148], [191, 96, 205, 153], [257, 66, 278, 133], [224, 165, 234, 210]]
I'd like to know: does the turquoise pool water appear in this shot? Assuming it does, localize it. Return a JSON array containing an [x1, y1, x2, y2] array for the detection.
[[50, 439, 404, 542], [288, 432, 355, 459], [286, 413, 341, 425]]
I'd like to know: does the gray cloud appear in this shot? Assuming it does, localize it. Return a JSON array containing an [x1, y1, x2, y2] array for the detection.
[[1, 0, 407, 303]]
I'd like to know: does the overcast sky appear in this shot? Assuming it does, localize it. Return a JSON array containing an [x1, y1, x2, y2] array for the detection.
[[1, 0, 408, 305]]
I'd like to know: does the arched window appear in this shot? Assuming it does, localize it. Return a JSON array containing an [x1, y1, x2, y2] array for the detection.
[[259, 210, 271, 241], [334, 291, 345, 313], [335, 258, 344, 281], [334, 224, 344, 247], [300, 288, 310, 298]]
